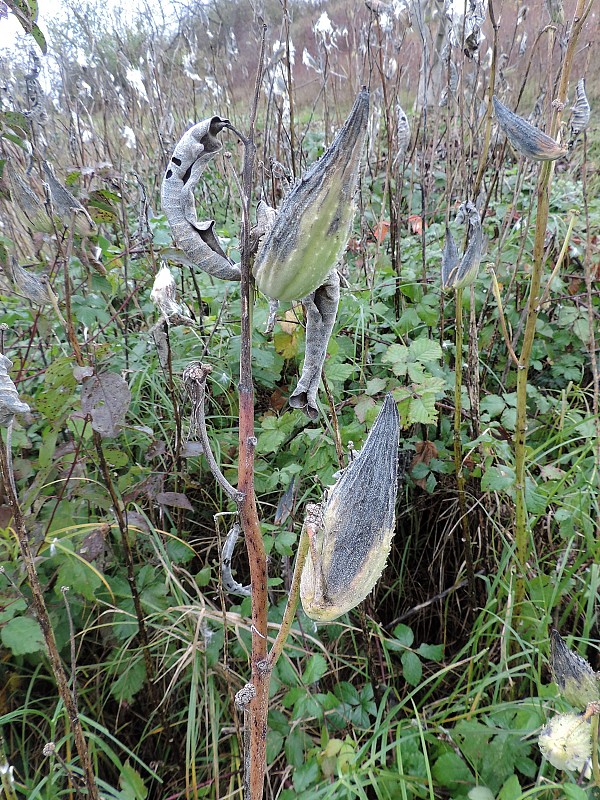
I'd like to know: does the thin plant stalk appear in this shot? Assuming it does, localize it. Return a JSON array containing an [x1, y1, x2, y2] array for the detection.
[[592, 715, 600, 786], [0, 436, 99, 800], [452, 286, 476, 616], [512, 0, 591, 619], [237, 26, 270, 800]]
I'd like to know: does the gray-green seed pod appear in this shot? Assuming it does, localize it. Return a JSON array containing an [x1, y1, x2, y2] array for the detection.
[[161, 117, 240, 281], [441, 202, 483, 291], [300, 394, 403, 621], [550, 629, 600, 710], [253, 89, 369, 302], [493, 96, 567, 161]]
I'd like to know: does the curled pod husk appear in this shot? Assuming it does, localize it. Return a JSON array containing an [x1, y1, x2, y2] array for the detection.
[[161, 116, 240, 281], [441, 202, 483, 291], [569, 79, 591, 144], [300, 394, 404, 621], [253, 89, 369, 302], [6, 258, 53, 305], [0, 355, 30, 426], [394, 103, 411, 164], [493, 95, 567, 161], [550, 629, 600, 709], [289, 269, 340, 419]]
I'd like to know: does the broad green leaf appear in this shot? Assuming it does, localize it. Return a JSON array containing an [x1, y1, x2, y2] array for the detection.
[[302, 653, 328, 685], [417, 642, 444, 661], [432, 751, 473, 792], [118, 763, 148, 800], [498, 775, 522, 800], [408, 337, 442, 363], [409, 394, 437, 424], [401, 650, 422, 686], [292, 759, 320, 793], [468, 788, 495, 800], [110, 659, 146, 703], [1, 615, 45, 655], [393, 623, 414, 647]]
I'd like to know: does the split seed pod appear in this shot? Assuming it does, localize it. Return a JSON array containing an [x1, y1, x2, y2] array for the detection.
[[538, 713, 592, 777], [300, 394, 403, 621], [161, 116, 240, 281], [493, 96, 567, 161], [253, 89, 369, 302], [441, 202, 483, 291], [550, 629, 600, 710], [569, 79, 591, 146]]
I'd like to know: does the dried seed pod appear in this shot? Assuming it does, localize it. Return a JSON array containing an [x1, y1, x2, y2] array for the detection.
[[441, 202, 482, 291], [300, 394, 404, 621], [394, 103, 411, 164], [5, 162, 49, 233], [150, 264, 194, 325], [0, 355, 30, 427], [493, 95, 567, 161], [545, 0, 565, 24], [253, 89, 369, 302], [6, 258, 53, 306], [550, 629, 600, 709], [569, 79, 591, 146], [161, 116, 240, 281], [538, 713, 592, 777], [289, 270, 340, 419], [42, 161, 95, 236]]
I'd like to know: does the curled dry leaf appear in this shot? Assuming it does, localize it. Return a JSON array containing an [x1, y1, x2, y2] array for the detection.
[[81, 373, 131, 438], [155, 491, 194, 511]]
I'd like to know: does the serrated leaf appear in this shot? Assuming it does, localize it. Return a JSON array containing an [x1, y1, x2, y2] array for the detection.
[[432, 751, 473, 791], [118, 763, 148, 800], [1, 615, 45, 655], [480, 394, 506, 418], [408, 394, 437, 424], [273, 330, 299, 359], [417, 642, 444, 661], [325, 362, 355, 383], [302, 653, 328, 684], [110, 659, 146, 703], [481, 465, 514, 492], [382, 344, 409, 377], [408, 337, 443, 363]]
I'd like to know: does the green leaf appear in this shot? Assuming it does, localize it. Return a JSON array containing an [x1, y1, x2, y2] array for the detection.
[[0, 597, 27, 624], [285, 728, 311, 768], [401, 650, 422, 686], [468, 788, 495, 800], [1, 615, 45, 655], [481, 465, 515, 493], [393, 624, 414, 647], [110, 659, 146, 703], [408, 337, 442, 363], [417, 642, 444, 661], [325, 362, 355, 384], [118, 763, 148, 800], [497, 775, 522, 800], [56, 554, 102, 601], [266, 730, 284, 763], [302, 653, 328, 685], [480, 394, 506, 418], [408, 394, 437, 425], [432, 751, 473, 792], [292, 759, 320, 793]]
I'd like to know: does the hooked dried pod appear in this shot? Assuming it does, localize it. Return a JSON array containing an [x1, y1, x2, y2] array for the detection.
[[161, 116, 240, 281], [300, 394, 405, 621], [493, 96, 567, 161], [441, 202, 483, 291], [253, 89, 369, 302], [0, 355, 30, 427]]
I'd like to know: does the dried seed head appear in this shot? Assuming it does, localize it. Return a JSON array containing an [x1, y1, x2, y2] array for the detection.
[[253, 89, 369, 302], [6, 259, 53, 306], [300, 394, 403, 621], [395, 104, 411, 163], [538, 712, 592, 777], [42, 161, 95, 236], [545, 0, 565, 24], [0, 354, 30, 427], [550, 629, 600, 709], [493, 96, 567, 161]]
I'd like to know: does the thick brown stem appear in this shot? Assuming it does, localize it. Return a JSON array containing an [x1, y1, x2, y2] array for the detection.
[[0, 438, 99, 799]]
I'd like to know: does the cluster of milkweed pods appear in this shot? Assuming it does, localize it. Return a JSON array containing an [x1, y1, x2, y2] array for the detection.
[[161, 88, 369, 420]]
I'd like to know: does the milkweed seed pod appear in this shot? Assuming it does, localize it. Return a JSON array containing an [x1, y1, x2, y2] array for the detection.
[[289, 269, 340, 419], [42, 161, 95, 236], [493, 96, 567, 161], [5, 162, 49, 233], [550, 629, 600, 709], [150, 264, 192, 323], [394, 104, 411, 163], [6, 258, 53, 306], [538, 713, 592, 777], [0, 355, 30, 427], [300, 394, 404, 621], [445, 0, 486, 58], [253, 89, 369, 302], [569, 79, 591, 146], [441, 202, 483, 291], [161, 116, 240, 281]]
